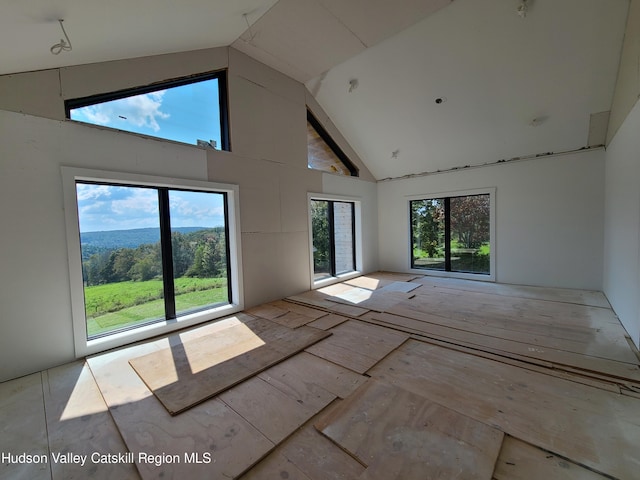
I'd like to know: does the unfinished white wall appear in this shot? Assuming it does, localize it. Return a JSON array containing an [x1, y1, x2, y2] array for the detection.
[[607, 0, 640, 144], [378, 149, 605, 290], [0, 47, 376, 382], [604, 98, 640, 348], [0, 110, 209, 382]]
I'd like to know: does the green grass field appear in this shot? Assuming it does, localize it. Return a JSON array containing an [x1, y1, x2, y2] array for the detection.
[[84, 277, 228, 337]]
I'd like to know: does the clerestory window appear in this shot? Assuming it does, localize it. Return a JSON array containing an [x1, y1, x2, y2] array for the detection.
[[307, 110, 358, 176], [65, 71, 229, 150]]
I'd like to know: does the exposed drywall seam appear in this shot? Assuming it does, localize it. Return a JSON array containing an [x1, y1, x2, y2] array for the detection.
[[378, 145, 604, 183]]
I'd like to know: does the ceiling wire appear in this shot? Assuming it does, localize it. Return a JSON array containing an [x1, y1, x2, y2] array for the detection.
[[242, 13, 256, 43], [50, 19, 72, 55], [378, 145, 604, 183]]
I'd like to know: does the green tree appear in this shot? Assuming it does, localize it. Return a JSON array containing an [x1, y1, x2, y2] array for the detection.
[[171, 232, 193, 278], [411, 199, 444, 258], [113, 249, 135, 281], [311, 200, 330, 273], [450, 195, 489, 249]]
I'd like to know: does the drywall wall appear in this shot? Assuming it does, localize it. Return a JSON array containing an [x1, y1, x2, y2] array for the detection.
[[607, 0, 639, 144], [0, 110, 209, 382], [604, 98, 640, 348], [0, 47, 376, 382], [377, 149, 605, 290]]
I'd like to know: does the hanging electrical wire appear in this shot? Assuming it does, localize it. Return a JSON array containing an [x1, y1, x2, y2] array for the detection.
[[50, 19, 72, 55]]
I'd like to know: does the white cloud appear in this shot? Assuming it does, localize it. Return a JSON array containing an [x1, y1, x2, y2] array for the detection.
[[76, 90, 170, 132], [76, 183, 112, 201], [111, 189, 158, 215]]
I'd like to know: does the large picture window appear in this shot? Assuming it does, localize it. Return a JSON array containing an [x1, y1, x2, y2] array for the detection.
[[310, 198, 358, 283], [66, 71, 229, 150], [410, 192, 493, 277], [62, 168, 241, 355]]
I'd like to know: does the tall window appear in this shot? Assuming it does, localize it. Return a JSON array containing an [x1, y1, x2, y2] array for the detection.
[[76, 182, 230, 339], [310, 199, 356, 281], [62, 168, 242, 356], [66, 71, 229, 150], [410, 193, 492, 275]]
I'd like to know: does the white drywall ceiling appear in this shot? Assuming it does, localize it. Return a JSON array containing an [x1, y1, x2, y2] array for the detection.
[[0, 0, 278, 75], [0, 0, 630, 182], [307, 0, 629, 179]]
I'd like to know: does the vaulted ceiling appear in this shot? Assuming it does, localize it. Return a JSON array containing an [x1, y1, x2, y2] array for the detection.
[[0, 0, 630, 180]]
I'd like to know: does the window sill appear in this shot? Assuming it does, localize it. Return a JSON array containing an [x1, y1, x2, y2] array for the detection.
[[312, 271, 361, 290], [409, 268, 495, 282], [81, 303, 242, 357]]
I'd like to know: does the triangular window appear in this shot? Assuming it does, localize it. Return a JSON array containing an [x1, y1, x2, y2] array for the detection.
[[307, 110, 358, 176]]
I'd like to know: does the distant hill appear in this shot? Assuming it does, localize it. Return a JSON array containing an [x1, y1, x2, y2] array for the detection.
[[80, 227, 210, 250]]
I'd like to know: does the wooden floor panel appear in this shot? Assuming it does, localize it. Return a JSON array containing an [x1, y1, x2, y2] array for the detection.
[[88, 341, 274, 480], [414, 276, 611, 308], [493, 436, 609, 480], [2, 274, 638, 480], [240, 417, 367, 480], [42, 361, 139, 480], [128, 316, 329, 415], [368, 339, 640, 479], [315, 379, 503, 479], [364, 310, 640, 383], [305, 320, 409, 374], [0, 372, 50, 480]]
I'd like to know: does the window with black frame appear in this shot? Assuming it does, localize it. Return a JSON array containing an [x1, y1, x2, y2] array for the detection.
[[311, 199, 356, 281], [410, 193, 491, 275], [75, 181, 231, 339], [66, 71, 229, 150]]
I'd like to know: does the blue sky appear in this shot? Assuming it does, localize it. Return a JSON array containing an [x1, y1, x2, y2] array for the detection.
[[76, 184, 226, 233], [70, 78, 222, 147]]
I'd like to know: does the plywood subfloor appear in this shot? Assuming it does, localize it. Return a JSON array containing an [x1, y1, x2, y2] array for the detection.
[[128, 316, 330, 414], [1, 273, 638, 480], [290, 274, 640, 385], [315, 379, 504, 479], [305, 319, 409, 374], [368, 339, 640, 479]]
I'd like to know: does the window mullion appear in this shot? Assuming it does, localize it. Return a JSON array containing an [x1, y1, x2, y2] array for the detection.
[[158, 189, 176, 320], [328, 201, 336, 277], [444, 197, 452, 272], [350, 202, 356, 271]]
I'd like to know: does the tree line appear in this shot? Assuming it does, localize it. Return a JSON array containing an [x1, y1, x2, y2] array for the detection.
[[82, 228, 227, 286]]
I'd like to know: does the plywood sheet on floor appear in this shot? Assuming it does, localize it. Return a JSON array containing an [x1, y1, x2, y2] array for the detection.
[[0, 372, 50, 480], [377, 281, 421, 293], [42, 361, 139, 480], [240, 416, 366, 480], [307, 313, 349, 331], [344, 272, 423, 291], [365, 309, 640, 382], [493, 436, 608, 480], [88, 341, 274, 480], [240, 452, 312, 480], [305, 320, 409, 374], [219, 374, 333, 444], [415, 276, 610, 308], [369, 339, 640, 480], [316, 379, 503, 479], [406, 286, 622, 329], [129, 316, 330, 414], [270, 300, 329, 319], [260, 351, 367, 399]]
